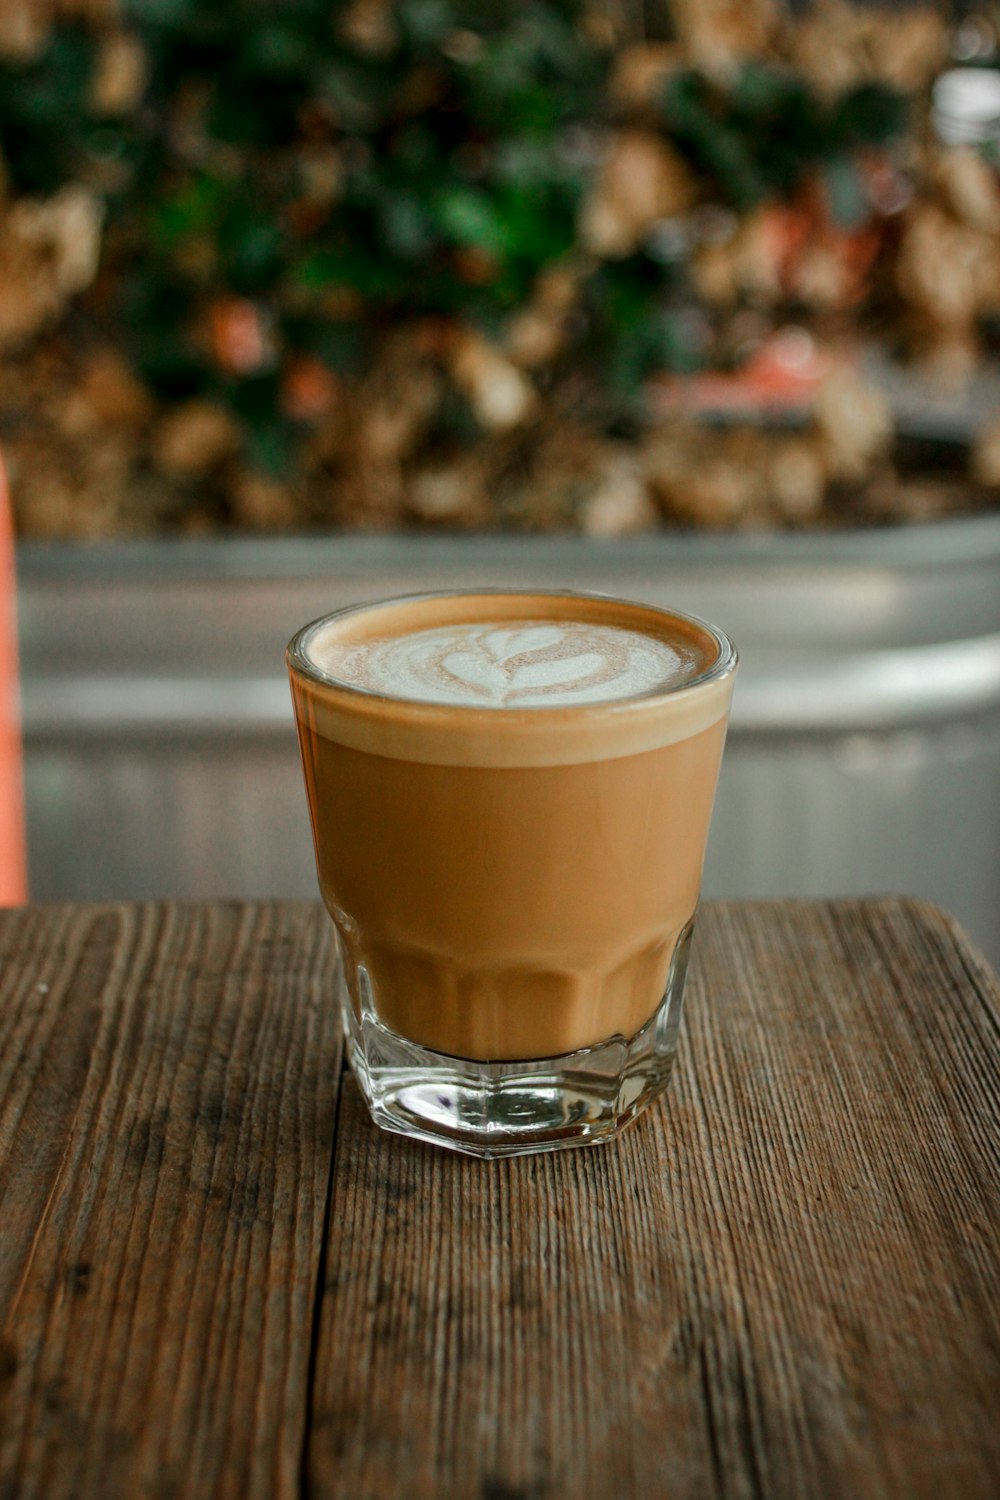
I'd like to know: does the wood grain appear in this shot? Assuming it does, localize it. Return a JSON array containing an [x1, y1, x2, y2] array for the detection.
[[2, 899, 998, 1500], [0, 902, 342, 1500], [306, 898, 1000, 1500]]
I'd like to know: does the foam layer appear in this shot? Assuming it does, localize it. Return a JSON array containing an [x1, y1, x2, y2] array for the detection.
[[288, 591, 736, 766], [310, 618, 697, 709]]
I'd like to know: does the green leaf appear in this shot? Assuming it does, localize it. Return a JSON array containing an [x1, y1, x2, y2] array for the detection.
[[436, 188, 507, 255], [834, 84, 908, 147], [318, 61, 386, 131], [149, 173, 229, 248], [288, 319, 366, 376], [823, 156, 869, 230], [246, 420, 294, 477], [222, 217, 284, 291], [381, 193, 436, 259], [398, 0, 457, 48], [241, 22, 312, 77], [124, 0, 198, 24]]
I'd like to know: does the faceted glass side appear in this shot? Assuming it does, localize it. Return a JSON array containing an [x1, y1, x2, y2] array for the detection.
[[338, 918, 695, 1159]]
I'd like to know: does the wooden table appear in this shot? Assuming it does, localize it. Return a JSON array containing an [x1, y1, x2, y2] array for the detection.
[[1, 899, 998, 1500]]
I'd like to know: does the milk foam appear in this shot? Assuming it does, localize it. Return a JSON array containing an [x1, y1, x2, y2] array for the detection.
[[308, 618, 698, 709]]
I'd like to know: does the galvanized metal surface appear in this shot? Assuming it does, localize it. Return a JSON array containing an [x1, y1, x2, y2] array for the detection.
[[16, 521, 1000, 967]]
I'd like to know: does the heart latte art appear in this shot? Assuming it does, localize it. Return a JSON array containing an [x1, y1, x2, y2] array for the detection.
[[314, 619, 696, 708]]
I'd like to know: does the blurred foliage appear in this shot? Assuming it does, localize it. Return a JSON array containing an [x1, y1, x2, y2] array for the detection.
[[658, 68, 908, 215], [2, 0, 983, 533], [0, 3, 612, 451]]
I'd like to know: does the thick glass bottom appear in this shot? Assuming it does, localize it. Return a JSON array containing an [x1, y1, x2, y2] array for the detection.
[[341, 920, 694, 1159]]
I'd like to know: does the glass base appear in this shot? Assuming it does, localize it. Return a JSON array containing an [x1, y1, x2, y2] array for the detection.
[[341, 921, 693, 1159]]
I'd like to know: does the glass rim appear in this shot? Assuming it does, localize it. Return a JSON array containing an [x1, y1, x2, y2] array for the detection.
[[286, 587, 737, 716]]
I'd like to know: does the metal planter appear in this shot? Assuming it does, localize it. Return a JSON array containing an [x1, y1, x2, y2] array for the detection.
[[17, 519, 1000, 967]]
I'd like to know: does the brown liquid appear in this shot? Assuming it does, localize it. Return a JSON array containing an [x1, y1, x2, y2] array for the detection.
[[292, 714, 728, 1059], [289, 592, 733, 1063]]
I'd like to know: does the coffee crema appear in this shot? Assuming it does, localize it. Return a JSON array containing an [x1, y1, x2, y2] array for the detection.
[[291, 591, 728, 767], [309, 618, 698, 709]]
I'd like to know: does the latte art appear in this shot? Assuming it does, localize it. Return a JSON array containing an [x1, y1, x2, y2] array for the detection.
[[314, 618, 696, 708]]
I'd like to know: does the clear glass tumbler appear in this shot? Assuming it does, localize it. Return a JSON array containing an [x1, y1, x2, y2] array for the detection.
[[287, 589, 736, 1157]]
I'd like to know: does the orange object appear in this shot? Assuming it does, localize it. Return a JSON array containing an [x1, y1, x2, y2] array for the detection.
[[652, 327, 834, 418], [0, 454, 27, 905]]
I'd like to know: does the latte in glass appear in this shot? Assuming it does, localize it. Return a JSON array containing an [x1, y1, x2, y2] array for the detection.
[[287, 589, 736, 1157]]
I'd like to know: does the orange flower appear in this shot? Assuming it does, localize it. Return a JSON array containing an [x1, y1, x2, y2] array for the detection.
[[281, 356, 340, 421], [209, 297, 273, 375]]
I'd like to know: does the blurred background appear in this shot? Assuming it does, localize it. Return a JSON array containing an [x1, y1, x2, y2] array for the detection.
[[1, 0, 998, 964]]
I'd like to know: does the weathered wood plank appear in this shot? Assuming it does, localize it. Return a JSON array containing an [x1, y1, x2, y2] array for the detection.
[[0, 901, 341, 1500], [306, 898, 1000, 1500]]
